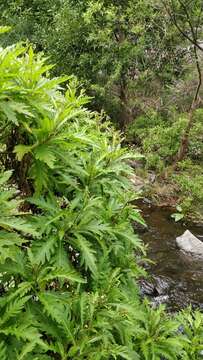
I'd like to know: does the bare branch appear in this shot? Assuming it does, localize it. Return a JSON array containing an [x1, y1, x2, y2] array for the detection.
[[178, 0, 199, 43]]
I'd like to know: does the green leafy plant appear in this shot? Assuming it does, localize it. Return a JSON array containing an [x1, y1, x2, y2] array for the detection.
[[171, 205, 184, 222], [177, 307, 203, 360], [134, 302, 187, 360], [0, 40, 146, 359]]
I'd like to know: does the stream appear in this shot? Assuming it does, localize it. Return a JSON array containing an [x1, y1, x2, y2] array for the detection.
[[136, 200, 203, 311]]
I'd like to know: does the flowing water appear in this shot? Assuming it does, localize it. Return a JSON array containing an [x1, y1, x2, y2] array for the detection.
[[136, 201, 203, 311]]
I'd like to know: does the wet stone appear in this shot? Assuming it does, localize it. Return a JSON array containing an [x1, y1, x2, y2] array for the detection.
[[151, 295, 170, 308], [139, 278, 155, 296], [153, 275, 172, 295]]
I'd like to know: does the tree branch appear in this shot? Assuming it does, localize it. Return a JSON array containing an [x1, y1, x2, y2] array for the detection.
[[191, 45, 202, 107], [162, 0, 203, 52], [162, 0, 203, 163]]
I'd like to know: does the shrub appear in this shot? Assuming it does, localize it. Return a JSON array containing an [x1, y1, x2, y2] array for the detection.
[[172, 162, 203, 220], [126, 111, 165, 144], [0, 39, 146, 359], [126, 109, 203, 170], [134, 302, 187, 360], [142, 118, 187, 166], [126, 113, 188, 170]]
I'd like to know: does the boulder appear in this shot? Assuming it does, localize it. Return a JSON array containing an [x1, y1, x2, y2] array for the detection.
[[139, 275, 172, 297], [153, 276, 171, 295], [176, 230, 203, 259]]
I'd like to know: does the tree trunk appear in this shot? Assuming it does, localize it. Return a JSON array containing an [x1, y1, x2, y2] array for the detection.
[[119, 76, 131, 130]]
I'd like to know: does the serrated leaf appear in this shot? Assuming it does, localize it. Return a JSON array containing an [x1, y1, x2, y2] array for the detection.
[[1, 296, 31, 324], [14, 144, 33, 161], [34, 145, 56, 168], [9, 101, 34, 117], [31, 236, 57, 265], [129, 209, 146, 226], [75, 234, 97, 274], [0, 171, 13, 185], [0, 217, 38, 235], [38, 267, 85, 284], [0, 101, 19, 125]]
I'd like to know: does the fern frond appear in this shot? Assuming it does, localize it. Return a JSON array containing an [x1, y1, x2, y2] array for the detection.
[[1, 295, 31, 324], [37, 267, 86, 285], [39, 292, 75, 344]]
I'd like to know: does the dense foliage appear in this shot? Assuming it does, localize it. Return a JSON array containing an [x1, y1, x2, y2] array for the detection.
[[1, 0, 203, 220], [0, 0, 203, 355], [0, 0, 184, 126], [0, 36, 202, 359]]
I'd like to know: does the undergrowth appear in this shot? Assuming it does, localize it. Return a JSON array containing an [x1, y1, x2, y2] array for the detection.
[[126, 109, 203, 221]]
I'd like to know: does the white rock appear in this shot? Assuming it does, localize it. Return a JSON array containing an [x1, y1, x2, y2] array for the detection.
[[176, 230, 203, 259], [129, 174, 146, 191]]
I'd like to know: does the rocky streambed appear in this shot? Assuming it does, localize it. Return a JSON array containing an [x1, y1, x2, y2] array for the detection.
[[136, 200, 203, 311]]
